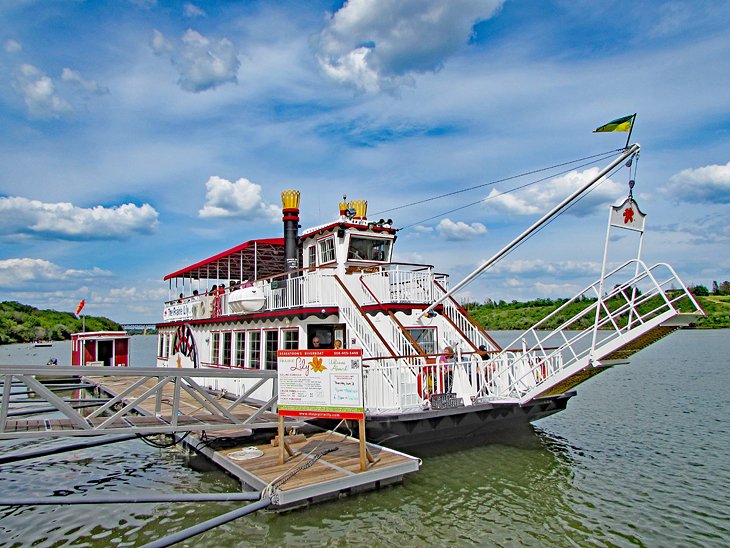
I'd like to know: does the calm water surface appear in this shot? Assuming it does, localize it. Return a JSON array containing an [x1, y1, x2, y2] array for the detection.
[[0, 331, 728, 546]]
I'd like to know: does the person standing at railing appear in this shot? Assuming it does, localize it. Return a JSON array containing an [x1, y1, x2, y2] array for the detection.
[[439, 346, 455, 393]]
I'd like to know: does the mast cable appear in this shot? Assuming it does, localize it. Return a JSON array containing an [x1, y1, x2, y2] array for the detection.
[[372, 148, 623, 217], [398, 150, 620, 231]]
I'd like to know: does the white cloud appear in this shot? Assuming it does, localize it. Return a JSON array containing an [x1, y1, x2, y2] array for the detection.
[[486, 259, 601, 277], [4, 39, 22, 53], [664, 162, 730, 203], [0, 197, 159, 240], [61, 68, 110, 95], [316, 0, 504, 92], [484, 168, 626, 217], [151, 28, 240, 92], [12, 64, 71, 118], [0, 258, 111, 288], [183, 2, 206, 18], [198, 176, 280, 221], [436, 218, 487, 240], [151, 29, 174, 54]]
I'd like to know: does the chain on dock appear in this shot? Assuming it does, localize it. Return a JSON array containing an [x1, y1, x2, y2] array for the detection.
[[262, 446, 339, 504]]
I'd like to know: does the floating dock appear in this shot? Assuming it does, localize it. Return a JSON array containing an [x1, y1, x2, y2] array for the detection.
[[86, 374, 421, 510]]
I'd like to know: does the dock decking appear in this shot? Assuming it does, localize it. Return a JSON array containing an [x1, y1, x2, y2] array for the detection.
[[88, 374, 420, 509]]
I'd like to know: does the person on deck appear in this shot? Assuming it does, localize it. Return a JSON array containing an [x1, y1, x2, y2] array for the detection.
[[439, 346, 455, 393]]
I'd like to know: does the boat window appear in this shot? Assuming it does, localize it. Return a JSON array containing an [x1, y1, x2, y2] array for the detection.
[[308, 245, 316, 268], [347, 236, 391, 262], [318, 236, 336, 264], [222, 332, 232, 366], [283, 329, 299, 350], [234, 331, 246, 367], [406, 327, 437, 355], [211, 332, 220, 365], [247, 330, 261, 369], [264, 330, 278, 370]]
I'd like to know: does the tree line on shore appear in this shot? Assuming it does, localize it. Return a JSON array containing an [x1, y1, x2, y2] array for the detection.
[[0, 301, 122, 345], [463, 284, 730, 330]]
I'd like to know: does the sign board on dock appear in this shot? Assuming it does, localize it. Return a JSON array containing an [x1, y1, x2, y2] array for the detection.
[[277, 349, 364, 420]]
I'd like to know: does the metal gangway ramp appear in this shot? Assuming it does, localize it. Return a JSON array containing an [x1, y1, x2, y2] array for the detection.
[[0, 366, 296, 439], [481, 260, 704, 405]]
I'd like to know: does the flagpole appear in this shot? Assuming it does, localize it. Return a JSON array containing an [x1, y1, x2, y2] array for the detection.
[[624, 113, 637, 149]]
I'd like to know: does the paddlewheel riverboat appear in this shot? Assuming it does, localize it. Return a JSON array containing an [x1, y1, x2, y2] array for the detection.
[[157, 145, 703, 451]]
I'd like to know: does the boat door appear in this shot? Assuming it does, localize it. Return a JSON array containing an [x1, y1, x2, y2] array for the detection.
[[97, 340, 114, 367], [307, 324, 346, 349]]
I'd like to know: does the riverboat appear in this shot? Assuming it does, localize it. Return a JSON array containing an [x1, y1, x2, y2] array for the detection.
[[156, 145, 703, 451]]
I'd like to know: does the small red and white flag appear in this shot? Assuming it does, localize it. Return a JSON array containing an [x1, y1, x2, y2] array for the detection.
[[75, 299, 86, 317]]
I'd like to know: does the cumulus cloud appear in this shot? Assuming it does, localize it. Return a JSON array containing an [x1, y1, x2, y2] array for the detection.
[[61, 68, 110, 95], [316, 0, 504, 92], [183, 2, 206, 17], [486, 259, 601, 277], [664, 162, 730, 203], [4, 39, 22, 53], [0, 258, 111, 288], [151, 28, 240, 92], [436, 218, 487, 240], [12, 64, 71, 118], [0, 197, 159, 240], [484, 168, 626, 217], [198, 176, 279, 221]]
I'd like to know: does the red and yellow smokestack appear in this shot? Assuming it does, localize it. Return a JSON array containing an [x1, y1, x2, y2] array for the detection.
[[281, 190, 300, 271]]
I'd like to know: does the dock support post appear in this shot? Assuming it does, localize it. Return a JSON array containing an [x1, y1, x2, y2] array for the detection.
[[277, 415, 297, 464], [358, 418, 377, 472]]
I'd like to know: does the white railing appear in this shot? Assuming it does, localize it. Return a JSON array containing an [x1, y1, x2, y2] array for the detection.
[[359, 264, 435, 305], [362, 260, 701, 414], [432, 281, 501, 352], [481, 260, 702, 403]]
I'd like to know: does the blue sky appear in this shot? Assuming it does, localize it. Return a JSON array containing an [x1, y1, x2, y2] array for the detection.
[[1, 0, 728, 323]]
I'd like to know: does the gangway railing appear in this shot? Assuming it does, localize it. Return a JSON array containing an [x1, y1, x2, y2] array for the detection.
[[480, 260, 703, 404], [0, 366, 285, 439], [432, 280, 501, 353]]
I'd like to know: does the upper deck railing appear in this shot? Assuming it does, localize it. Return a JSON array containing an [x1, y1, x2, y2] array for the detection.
[[162, 263, 441, 322]]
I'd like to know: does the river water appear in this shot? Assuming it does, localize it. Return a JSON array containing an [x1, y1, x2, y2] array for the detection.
[[0, 330, 728, 547]]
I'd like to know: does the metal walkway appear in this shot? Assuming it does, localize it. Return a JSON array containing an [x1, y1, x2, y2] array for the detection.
[[0, 366, 296, 439]]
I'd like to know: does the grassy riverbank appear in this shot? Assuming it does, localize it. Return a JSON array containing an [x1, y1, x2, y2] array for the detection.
[[465, 295, 730, 330], [0, 301, 122, 344]]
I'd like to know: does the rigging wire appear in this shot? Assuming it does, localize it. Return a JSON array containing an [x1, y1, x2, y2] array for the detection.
[[467, 159, 631, 267], [372, 148, 624, 217], [397, 150, 621, 231]]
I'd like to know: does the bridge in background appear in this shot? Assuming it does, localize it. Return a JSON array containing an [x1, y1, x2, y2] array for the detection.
[[121, 323, 158, 334]]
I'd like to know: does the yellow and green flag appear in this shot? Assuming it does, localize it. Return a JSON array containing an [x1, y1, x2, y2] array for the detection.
[[593, 114, 636, 133]]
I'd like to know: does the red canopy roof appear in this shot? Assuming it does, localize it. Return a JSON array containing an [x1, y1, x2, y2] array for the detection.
[[163, 238, 285, 281]]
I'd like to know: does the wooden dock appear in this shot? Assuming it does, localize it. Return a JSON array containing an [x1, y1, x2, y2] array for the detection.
[[87, 374, 421, 510]]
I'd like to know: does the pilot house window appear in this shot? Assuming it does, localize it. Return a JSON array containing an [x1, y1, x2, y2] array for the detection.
[[348, 236, 391, 262], [318, 237, 336, 264]]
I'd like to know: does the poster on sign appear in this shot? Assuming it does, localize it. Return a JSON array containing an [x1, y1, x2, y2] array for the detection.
[[277, 349, 364, 419]]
